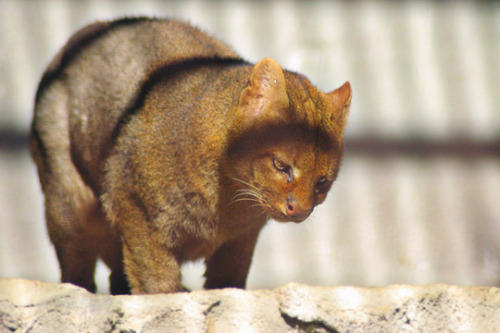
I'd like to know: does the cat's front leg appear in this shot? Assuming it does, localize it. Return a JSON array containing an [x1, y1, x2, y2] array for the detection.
[[108, 198, 184, 294], [204, 224, 264, 289], [122, 236, 183, 294]]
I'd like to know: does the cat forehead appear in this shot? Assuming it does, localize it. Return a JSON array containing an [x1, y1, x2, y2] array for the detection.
[[227, 121, 339, 161], [278, 144, 337, 171], [283, 72, 333, 124]]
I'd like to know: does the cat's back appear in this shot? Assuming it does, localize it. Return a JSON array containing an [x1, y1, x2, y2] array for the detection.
[[37, 17, 240, 121], [37, 17, 239, 97], [32, 18, 241, 192]]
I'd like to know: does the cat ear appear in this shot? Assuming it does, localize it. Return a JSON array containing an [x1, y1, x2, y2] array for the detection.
[[237, 58, 289, 122], [326, 81, 352, 123]]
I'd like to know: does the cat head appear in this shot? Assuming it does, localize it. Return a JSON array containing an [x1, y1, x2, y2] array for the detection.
[[228, 58, 351, 223]]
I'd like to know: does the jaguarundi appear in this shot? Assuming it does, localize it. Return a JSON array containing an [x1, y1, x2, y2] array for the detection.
[[30, 17, 352, 294]]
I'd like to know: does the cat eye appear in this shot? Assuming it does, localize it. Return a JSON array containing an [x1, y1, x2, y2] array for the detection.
[[316, 176, 328, 185], [272, 158, 287, 171], [272, 157, 293, 182], [315, 176, 329, 194]]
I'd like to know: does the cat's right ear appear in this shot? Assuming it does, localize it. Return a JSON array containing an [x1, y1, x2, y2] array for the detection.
[[326, 81, 351, 124], [235, 58, 290, 126]]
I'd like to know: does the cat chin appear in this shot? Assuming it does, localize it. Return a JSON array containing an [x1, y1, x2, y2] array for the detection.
[[271, 213, 309, 224]]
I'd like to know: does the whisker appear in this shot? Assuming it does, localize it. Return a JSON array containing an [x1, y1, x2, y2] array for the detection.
[[233, 189, 260, 196], [228, 177, 271, 214], [229, 190, 263, 206], [232, 191, 262, 201], [231, 177, 261, 192], [249, 203, 265, 210], [230, 197, 261, 204]]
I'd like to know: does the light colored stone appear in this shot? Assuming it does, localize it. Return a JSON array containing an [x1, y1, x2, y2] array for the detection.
[[1, 279, 499, 332], [278, 283, 500, 332]]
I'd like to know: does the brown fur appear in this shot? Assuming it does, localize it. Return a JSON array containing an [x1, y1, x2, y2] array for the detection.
[[30, 17, 351, 294]]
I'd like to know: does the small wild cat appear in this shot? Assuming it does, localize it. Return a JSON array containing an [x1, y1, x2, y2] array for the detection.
[[30, 17, 351, 294]]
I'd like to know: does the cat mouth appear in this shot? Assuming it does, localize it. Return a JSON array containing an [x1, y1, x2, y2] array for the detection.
[[271, 209, 312, 223], [261, 198, 314, 223]]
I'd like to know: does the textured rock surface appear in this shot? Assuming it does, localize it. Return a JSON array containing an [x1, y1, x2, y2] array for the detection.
[[1, 279, 499, 332]]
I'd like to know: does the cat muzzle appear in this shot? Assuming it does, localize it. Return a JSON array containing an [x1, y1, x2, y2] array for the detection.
[[284, 196, 313, 222]]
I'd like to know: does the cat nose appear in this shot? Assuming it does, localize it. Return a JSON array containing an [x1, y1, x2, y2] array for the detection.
[[285, 196, 313, 221]]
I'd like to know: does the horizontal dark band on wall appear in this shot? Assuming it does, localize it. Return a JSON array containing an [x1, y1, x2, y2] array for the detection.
[[0, 128, 29, 151], [345, 138, 500, 158], [1, 128, 499, 158]]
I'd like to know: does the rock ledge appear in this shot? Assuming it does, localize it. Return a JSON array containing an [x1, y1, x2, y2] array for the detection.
[[1, 279, 499, 332]]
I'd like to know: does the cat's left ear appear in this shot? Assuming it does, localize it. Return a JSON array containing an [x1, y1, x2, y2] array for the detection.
[[326, 81, 352, 123], [236, 58, 290, 123]]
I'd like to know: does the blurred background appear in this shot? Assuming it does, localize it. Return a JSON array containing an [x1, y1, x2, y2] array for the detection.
[[0, 0, 499, 293]]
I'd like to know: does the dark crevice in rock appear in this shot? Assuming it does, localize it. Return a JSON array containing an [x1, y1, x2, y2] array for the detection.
[[280, 312, 340, 333], [203, 300, 221, 315], [1, 312, 21, 332]]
